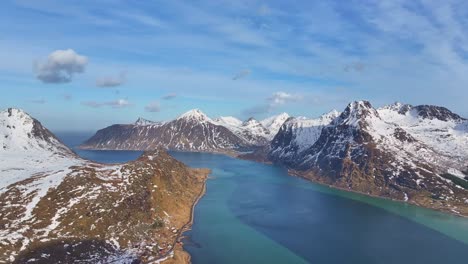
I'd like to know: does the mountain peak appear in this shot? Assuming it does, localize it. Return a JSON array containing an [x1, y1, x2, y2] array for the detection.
[[134, 117, 156, 126], [337, 101, 379, 127], [322, 109, 340, 119], [413, 105, 464, 121], [244, 117, 258, 123], [5, 107, 33, 120], [178, 109, 211, 122], [1, 108, 72, 155], [260, 112, 290, 135], [381, 102, 413, 115]]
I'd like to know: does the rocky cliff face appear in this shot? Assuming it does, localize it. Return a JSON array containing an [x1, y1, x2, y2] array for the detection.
[[269, 101, 468, 216], [0, 108, 209, 263]]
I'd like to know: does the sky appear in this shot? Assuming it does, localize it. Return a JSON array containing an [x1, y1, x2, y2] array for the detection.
[[1, 0, 467, 132]]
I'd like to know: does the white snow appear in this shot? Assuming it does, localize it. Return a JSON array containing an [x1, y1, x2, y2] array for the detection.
[[447, 168, 467, 179], [134, 117, 162, 126], [260, 113, 290, 136], [214, 116, 243, 127], [378, 103, 468, 165], [270, 109, 340, 157], [178, 109, 212, 122]]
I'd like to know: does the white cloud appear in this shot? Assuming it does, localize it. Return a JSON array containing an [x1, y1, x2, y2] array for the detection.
[[244, 91, 302, 115], [81, 99, 131, 108], [145, 101, 161, 112], [268, 92, 302, 106], [96, 72, 126, 87], [35, 49, 88, 83]]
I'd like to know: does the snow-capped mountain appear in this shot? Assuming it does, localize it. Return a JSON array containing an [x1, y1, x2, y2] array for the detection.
[[1, 108, 77, 192], [1, 108, 73, 157], [267, 101, 468, 215], [82, 109, 295, 151], [0, 108, 208, 263], [213, 116, 272, 146], [269, 110, 340, 163], [378, 102, 468, 163], [260, 112, 290, 137], [81, 109, 254, 151], [214, 116, 243, 127], [134, 117, 162, 126]]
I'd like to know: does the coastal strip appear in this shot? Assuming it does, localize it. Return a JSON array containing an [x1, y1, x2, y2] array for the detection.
[[160, 168, 210, 264]]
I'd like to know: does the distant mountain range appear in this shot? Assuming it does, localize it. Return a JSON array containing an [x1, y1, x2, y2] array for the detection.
[[0, 108, 208, 263], [80, 101, 468, 216], [80, 109, 290, 151]]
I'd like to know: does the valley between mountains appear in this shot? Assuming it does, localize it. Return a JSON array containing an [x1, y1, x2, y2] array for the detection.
[[81, 101, 468, 216], [1, 100, 468, 263]]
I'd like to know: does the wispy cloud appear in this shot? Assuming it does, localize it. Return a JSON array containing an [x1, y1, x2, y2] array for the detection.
[[61, 94, 73, 101], [29, 98, 46, 104], [144, 101, 161, 112], [112, 10, 165, 28], [232, 69, 251, 80], [81, 99, 132, 108], [268, 92, 302, 106], [162, 93, 177, 100], [243, 91, 302, 116], [34, 49, 88, 83], [96, 72, 126, 87]]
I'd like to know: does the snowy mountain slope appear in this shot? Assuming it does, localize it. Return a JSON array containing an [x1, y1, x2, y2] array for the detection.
[[81, 109, 253, 151], [214, 116, 243, 127], [0, 108, 78, 193], [213, 116, 271, 146], [269, 110, 340, 163], [267, 101, 468, 216], [260, 112, 290, 137], [134, 117, 163, 126], [378, 102, 468, 165], [0, 108, 209, 263]]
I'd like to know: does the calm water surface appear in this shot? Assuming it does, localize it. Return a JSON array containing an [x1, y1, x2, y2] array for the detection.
[[58, 133, 468, 264]]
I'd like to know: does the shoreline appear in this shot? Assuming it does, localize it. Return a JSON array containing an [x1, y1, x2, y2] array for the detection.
[[79, 147, 468, 218], [287, 170, 468, 219], [160, 168, 209, 264]]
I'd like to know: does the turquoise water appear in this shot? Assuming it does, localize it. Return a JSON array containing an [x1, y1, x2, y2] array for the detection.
[[171, 152, 468, 264], [57, 134, 468, 264]]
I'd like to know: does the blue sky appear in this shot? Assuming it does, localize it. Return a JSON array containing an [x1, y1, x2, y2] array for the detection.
[[1, 0, 467, 131]]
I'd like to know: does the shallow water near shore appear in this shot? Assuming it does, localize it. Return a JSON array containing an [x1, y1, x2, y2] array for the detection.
[[57, 133, 468, 264], [171, 152, 468, 264]]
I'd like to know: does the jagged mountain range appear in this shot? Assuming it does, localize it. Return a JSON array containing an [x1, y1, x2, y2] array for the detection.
[[80, 109, 289, 151], [77, 101, 468, 215], [0, 108, 208, 263]]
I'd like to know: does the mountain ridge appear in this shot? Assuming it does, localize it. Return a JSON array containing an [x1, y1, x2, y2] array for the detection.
[[0, 108, 209, 263], [267, 100, 468, 216]]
